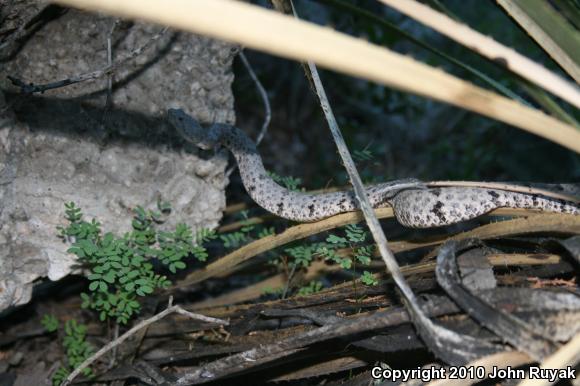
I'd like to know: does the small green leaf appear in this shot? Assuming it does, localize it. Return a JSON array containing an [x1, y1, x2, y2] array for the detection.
[[88, 281, 99, 291], [360, 271, 378, 286], [326, 234, 347, 244], [136, 285, 153, 296], [80, 293, 91, 308], [67, 246, 85, 258], [173, 261, 186, 270], [87, 273, 101, 281], [345, 224, 366, 243], [41, 314, 59, 332], [102, 271, 116, 283], [140, 285, 153, 294], [340, 258, 352, 269]]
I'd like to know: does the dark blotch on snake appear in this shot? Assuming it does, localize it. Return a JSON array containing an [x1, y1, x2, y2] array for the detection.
[[431, 201, 446, 223]]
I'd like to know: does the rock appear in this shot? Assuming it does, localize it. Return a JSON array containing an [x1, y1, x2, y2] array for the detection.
[[0, 5, 236, 312]]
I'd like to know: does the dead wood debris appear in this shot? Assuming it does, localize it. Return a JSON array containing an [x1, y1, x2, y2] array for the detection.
[[44, 235, 576, 384], [1, 230, 579, 385]]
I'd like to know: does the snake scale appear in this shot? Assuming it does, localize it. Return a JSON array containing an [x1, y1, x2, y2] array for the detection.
[[168, 109, 579, 228]]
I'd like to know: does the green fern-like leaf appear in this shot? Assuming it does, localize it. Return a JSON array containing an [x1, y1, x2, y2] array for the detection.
[[285, 245, 316, 268], [352, 148, 374, 162], [59, 202, 214, 325], [360, 271, 378, 286], [52, 319, 94, 385], [354, 245, 373, 265], [267, 171, 303, 192], [220, 232, 248, 249], [196, 228, 217, 244], [345, 224, 367, 243], [297, 281, 324, 296], [326, 234, 347, 245], [257, 227, 276, 238], [41, 314, 59, 333]]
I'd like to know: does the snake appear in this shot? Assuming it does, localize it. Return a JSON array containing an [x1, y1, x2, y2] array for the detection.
[[168, 109, 579, 228]]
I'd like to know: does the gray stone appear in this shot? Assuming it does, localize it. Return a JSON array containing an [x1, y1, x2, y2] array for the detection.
[[0, 5, 236, 312]]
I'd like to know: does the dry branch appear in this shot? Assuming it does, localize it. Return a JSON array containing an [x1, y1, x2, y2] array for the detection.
[[62, 298, 228, 386], [496, 0, 580, 83], [378, 0, 580, 106], [174, 209, 576, 289], [427, 351, 532, 386], [517, 332, 580, 386], [51, 0, 580, 152], [8, 27, 168, 94]]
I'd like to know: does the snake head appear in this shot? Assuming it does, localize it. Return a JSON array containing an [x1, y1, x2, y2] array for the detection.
[[167, 108, 220, 150]]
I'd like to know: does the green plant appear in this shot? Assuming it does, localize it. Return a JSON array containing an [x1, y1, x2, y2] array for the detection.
[[352, 148, 374, 163], [360, 271, 378, 286], [282, 224, 376, 285], [41, 314, 59, 333], [316, 224, 375, 280], [353, 245, 373, 265], [262, 286, 284, 296], [51, 319, 94, 386], [59, 202, 215, 324], [220, 231, 250, 249], [257, 226, 276, 238], [219, 210, 254, 249], [316, 244, 352, 269], [219, 210, 278, 249], [296, 280, 324, 296], [314, 225, 364, 268], [285, 243, 321, 268], [267, 170, 303, 192]]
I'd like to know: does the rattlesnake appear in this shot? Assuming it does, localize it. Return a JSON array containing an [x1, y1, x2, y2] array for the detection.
[[168, 109, 579, 228]]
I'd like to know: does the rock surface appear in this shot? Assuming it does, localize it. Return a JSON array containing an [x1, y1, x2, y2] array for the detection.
[[0, 5, 236, 312]]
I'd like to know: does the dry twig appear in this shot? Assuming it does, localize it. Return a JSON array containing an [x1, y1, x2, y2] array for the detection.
[[62, 297, 228, 386], [170, 297, 458, 384], [517, 332, 580, 386], [8, 27, 168, 94], [378, 0, 580, 107], [51, 0, 580, 153], [426, 351, 532, 386]]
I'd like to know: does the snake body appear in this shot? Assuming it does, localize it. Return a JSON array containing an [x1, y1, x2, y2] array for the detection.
[[168, 109, 579, 228]]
